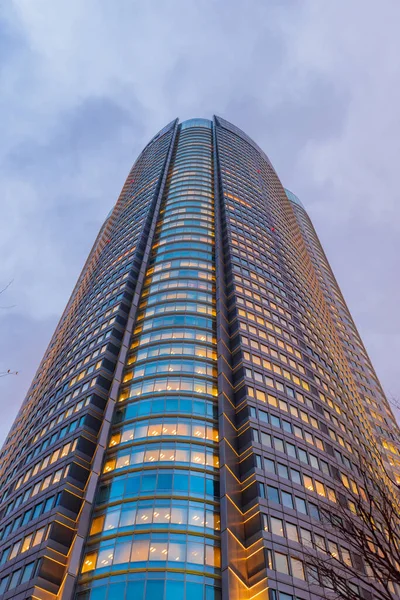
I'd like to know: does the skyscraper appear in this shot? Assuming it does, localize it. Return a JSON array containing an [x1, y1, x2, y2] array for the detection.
[[0, 116, 398, 600]]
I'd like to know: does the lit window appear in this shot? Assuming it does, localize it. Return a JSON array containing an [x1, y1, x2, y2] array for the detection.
[[81, 551, 97, 573], [9, 541, 21, 560], [21, 534, 33, 553], [275, 552, 289, 574], [32, 527, 45, 546], [90, 516, 104, 536]]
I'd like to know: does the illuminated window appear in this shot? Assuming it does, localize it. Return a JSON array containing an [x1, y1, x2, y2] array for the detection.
[[21, 534, 33, 553], [81, 551, 97, 573], [90, 515, 104, 536], [32, 527, 45, 546]]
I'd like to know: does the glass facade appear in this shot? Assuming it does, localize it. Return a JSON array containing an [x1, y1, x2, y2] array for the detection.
[[77, 120, 221, 600], [0, 116, 398, 600]]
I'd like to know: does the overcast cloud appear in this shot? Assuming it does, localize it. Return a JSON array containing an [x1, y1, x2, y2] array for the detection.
[[1, 0, 399, 444]]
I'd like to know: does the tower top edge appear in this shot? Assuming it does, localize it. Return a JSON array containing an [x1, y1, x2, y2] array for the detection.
[[285, 188, 306, 210], [180, 118, 213, 129]]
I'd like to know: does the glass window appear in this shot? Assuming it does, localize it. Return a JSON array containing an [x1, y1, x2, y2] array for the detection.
[[169, 541, 185, 562], [277, 463, 289, 479], [304, 475, 314, 492], [89, 585, 107, 599], [290, 557, 305, 580], [282, 420, 292, 433], [286, 443, 296, 458], [309, 503, 320, 520], [104, 510, 120, 531], [275, 552, 289, 574], [22, 509, 32, 525], [270, 415, 280, 428], [127, 581, 145, 599], [120, 505, 136, 527], [9, 568, 22, 590], [315, 534, 326, 553], [270, 517, 284, 537], [286, 523, 299, 542], [52, 470, 62, 484], [267, 486, 279, 503], [298, 449, 308, 464], [131, 539, 150, 562], [97, 546, 114, 568], [290, 469, 301, 484], [21, 561, 35, 583], [206, 545, 220, 567], [320, 460, 330, 475], [81, 551, 97, 572], [263, 514, 269, 531], [9, 541, 21, 559], [146, 581, 164, 600], [261, 432, 271, 446], [300, 528, 312, 548], [342, 548, 352, 566], [295, 497, 307, 514], [327, 487, 336, 503], [33, 527, 45, 546], [166, 580, 184, 600], [11, 516, 21, 533], [136, 506, 152, 524], [44, 496, 55, 512], [188, 507, 202, 527], [265, 458, 275, 473], [21, 534, 33, 553], [307, 565, 320, 585], [315, 480, 326, 497], [114, 540, 131, 564], [281, 491, 293, 509], [116, 454, 131, 469], [0, 576, 9, 594], [90, 515, 105, 535], [0, 548, 10, 566], [187, 542, 204, 564], [328, 540, 339, 558]]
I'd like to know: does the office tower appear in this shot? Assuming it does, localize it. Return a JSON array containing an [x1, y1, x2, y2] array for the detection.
[[0, 116, 398, 600]]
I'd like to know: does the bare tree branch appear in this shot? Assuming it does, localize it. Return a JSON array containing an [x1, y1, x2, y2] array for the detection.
[[0, 370, 19, 378], [306, 448, 400, 600], [0, 279, 13, 296]]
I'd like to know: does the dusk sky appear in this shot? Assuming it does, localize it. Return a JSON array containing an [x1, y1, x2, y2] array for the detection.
[[1, 1, 399, 444]]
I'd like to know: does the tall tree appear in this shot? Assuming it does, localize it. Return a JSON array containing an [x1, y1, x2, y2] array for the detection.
[[308, 450, 400, 600]]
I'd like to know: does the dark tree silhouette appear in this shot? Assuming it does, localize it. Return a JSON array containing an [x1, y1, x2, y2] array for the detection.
[[307, 449, 400, 600], [388, 394, 400, 415]]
